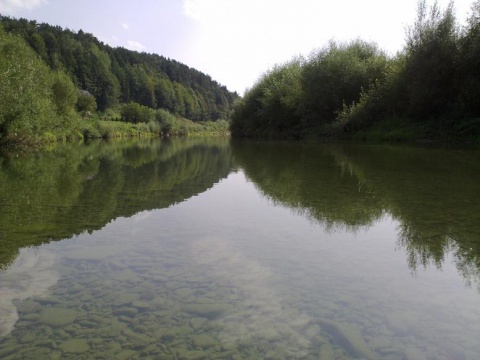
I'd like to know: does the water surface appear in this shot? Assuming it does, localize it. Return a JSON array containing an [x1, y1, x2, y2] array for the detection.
[[0, 138, 479, 359]]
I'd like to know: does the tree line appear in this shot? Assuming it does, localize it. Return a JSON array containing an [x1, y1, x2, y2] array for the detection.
[[231, 1, 480, 143], [0, 15, 238, 144]]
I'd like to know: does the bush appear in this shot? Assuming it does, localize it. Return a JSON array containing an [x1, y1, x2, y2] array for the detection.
[[231, 59, 304, 138], [120, 102, 154, 123], [155, 108, 177, 134], [76, 90, 97, 117], [0, 27, 82, 143], [301, 39, 388, 127]]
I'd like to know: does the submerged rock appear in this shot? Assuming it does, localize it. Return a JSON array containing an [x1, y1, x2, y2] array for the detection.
[[113, 293, 139, 307], [317, 317, 377, 359], [112, 307, 139, 317], [190, 317, 207, 330], [183, 303, 230, 319], [192, 333, 217, 349], [39, 308, 77, 327], [0, 345, 21, 358], [131, 301, 151, 310], [177, 349, 207, 360], [115, 349, 138, 360], [49, 350, 62, 360], [58, 339, 89, 353], [175, 288, 194, 298], [14, 299, 42, 314], [318, 342, 335, 360]]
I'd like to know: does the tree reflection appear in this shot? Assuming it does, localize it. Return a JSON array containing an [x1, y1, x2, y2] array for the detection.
[[233, 141, 480, 288], [0, 138, 233, 269]]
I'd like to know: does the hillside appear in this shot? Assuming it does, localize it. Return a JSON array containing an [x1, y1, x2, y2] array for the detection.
[[0, 15, 238, 120]]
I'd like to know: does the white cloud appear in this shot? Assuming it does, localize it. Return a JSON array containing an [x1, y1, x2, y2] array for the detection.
[[0, 0, 47, 12], [122, 23, 129, 30], [126, 40, 146, 52]]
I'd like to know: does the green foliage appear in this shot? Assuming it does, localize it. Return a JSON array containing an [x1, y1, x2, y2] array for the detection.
[[156, 108, 177, 134], [232, 1, 480, 143], [0, 27, 51, 138], [231, 59, 304, 138], [457, 0, 480, 116], [301, 40, 388, 126], [76, 90, 97, 116], [0, 26, 79, 143], [120, 102, 155, 124], [0, 15, 238, 122], [231, 41, 387, 139], [79, 120, 158, 139], [338, 0, 480, 142], [403, 0, 458, 119], [51, 71, 77, 117]]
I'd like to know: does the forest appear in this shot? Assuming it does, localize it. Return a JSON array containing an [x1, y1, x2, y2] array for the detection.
[[231, 0, 480, 144], [0, 16, 238, 145]]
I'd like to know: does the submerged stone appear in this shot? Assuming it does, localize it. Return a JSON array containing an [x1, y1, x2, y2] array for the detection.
[[49, 350, 62, 360], [131, 301, 151, 310], [177, 349, 207, 360], [183, 303, 230, 319], [192, 333, 217, 349], [112, 307, 139, 317], [115, 349, 138, 360], [318, 342, 335, 360], [122, 327, 155, 346], [175, 288, 194, 298], [58, 339, 89, 353], [20, 332, 38, 344], [317, 317, 376, 359], [39, 308, 77, 327], [190, 317, 207, 330], [0, 345, 21, 358], [22, 313, 40, 321], [144, 343, 158, 353], [15, 300, 42, 314], [368, 336, 393, 351], [113, 293, 139, 307]]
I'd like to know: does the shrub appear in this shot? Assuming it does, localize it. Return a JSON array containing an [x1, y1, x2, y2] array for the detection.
[[76, 90, 97, 117], [120, 102, 154, 123]]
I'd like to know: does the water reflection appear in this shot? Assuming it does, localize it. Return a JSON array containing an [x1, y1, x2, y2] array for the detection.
[[0, 137, 233, 269], [0, 248, 58, 337], [1, 139, 480, 358], [232, 141, 480, 288]]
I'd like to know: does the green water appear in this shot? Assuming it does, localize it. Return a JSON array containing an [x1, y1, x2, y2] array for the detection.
[[0, 138, 479, 359]]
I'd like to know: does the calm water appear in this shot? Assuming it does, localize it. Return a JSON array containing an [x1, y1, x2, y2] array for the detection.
[[0, 138, 479, 359]]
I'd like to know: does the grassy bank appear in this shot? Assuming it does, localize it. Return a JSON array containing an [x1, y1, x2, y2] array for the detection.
[[0, 118, 230, 150], [81, 119, 230, 139]]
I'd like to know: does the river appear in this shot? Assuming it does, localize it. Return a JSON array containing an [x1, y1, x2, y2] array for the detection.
[[0, 138, 479, 359]]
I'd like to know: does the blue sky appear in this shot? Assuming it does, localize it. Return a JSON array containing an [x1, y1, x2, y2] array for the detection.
[[0, 0, 473, 94]]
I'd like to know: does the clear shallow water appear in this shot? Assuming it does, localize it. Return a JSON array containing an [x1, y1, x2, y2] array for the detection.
[[0, 138, 480, 359]]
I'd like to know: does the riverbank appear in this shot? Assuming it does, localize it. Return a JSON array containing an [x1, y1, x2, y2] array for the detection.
[[0, 118, 230, 150], [280, 115, 480, 149]]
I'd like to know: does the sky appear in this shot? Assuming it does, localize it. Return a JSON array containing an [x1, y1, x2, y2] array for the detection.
[[0, 0, 474, 95]]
